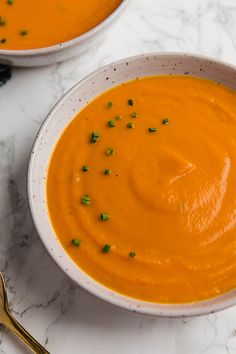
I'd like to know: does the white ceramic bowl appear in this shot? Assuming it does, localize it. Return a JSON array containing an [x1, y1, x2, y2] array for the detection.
[[0, 0, 128, 67], [28, 53, 236, 316]]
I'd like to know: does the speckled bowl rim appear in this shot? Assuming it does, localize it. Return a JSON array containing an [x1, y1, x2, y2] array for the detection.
[[28, 52, 236, 317], [0, 0, 128, 56]]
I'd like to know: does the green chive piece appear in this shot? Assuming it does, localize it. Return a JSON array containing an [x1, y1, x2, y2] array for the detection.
[[129, 252, 136, 258], [90, 131, 100, 143], [115, 115, 122, 120], [104, 169, 111, 175], [107, 101, 113, 108], [81, 195, 90, 206], [131, 112, 138, 118], [0, 38, 6, 44], [162, 118, 169, 125], [20, 30, 28, 36], [106, 148, 115, 156], [101, 213, 110, 221], [102, 244, 111, 253], [82, 165, 89, 172], [108, 120, 115, 128], [0, 18, 6, 26], [128, 99, 134, 106], [149, 127, 158, 133], [127, 122, 134, 129], [7, 0, 14, 4], [71, 239, 81, 247]]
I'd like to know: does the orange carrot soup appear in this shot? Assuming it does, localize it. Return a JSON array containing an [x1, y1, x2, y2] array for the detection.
[[0, 0, 122, 50], [47, 75, 236, 303]]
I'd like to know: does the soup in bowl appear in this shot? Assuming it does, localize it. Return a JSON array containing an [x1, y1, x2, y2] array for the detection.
[[28, 53, 236, 316], [0, 0, 128, 66]]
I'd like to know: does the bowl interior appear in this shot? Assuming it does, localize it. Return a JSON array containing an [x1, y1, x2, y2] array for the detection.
[[28, 53, 236, 316]]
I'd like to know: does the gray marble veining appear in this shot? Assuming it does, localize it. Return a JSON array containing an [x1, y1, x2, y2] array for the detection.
[[2, 0, 236, 353]]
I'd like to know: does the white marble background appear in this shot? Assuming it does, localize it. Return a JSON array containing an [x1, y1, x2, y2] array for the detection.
[[1, 0, 236, 353]]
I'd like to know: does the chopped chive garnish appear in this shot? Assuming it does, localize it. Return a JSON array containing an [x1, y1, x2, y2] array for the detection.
[[101, 213, 110, 221], [81, 195, 90, 206], [102, 244, 111, 253], [115, 115, 122, 120], [127, 122, 134, 129], [162, 118, 169, 125], [92, 132, 100, 139], [104, 169, 111, 175], [7, 0, 14, 4], [82, 165, 89, 172], [107, 101, 113, 108], [128, 99, 134, 106], [108, 120, 115, 128], [0, 18, 6, 26], [129, 252, 136, 258], [106, 148, 115, 156], [20, 30, 28, 36], [90, 131, 100, 143], [131, 112, 138, 118], [149, 127, 158, 133], [71, 239, 81, 247], [0, 38, 6, 44]]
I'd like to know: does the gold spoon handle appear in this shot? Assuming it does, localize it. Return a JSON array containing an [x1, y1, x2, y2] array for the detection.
[[3, 310, 50, 354]]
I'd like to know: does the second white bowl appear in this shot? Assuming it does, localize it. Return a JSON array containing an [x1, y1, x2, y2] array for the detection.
[[0, 0, 128, 67]]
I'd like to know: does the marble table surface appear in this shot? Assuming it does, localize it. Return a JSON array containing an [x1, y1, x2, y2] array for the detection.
[[1, 0, 236, 353]]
